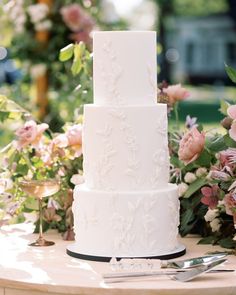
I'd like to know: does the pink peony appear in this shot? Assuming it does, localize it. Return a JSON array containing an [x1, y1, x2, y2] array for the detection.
[[163, 84, 189, 105], [178, 127, 205, 165], [15, 120, 48, 149], [201, 185, 219, 209], [60, 4, 94, 32]]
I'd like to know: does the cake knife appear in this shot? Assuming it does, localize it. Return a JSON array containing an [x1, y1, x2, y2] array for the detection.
[[160, 253, 228, 269], [171, 258, 228, 282]]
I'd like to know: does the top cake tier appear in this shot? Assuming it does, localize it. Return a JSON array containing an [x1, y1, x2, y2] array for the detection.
[[93, 31, 157, 106]]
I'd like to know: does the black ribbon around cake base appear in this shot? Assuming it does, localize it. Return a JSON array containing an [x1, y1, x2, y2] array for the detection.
[[66, 244, 186, 262]]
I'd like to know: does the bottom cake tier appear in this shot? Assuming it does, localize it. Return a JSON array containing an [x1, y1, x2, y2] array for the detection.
[[69, 183, 185, 260]]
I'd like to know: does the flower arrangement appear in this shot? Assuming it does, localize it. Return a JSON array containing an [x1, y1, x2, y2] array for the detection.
[[167, 65, 236, 250], [0, 94, 83, 239]]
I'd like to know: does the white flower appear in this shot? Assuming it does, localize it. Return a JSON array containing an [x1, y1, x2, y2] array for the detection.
[[204, 208, 219, 222], [4, 0, 26, 33], [210, 218, 221, 232], [178, 182, 189, 197], [196, 167, 207, 177], [70, 174, 84, 185], [184, 172, 197, 183], [35, 20, 52, 31], [27, 4, 49, 24], [48, 198, 61, 210], [30, 64, 47, 78]]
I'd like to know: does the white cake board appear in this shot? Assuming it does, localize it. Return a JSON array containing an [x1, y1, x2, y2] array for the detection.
[[66, 243, 186, 262]]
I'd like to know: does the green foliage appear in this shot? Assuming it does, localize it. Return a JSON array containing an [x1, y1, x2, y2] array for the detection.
[[206, 135, 227, 152], [225, 64, 236, 84], [223, 134, 236, 148], [198, 236, 217, 244], [218, 238, 236, 249], [183, 178, 208, 199], [219, 100, 231, 116]]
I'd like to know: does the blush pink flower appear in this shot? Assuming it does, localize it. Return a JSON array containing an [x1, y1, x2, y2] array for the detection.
[[201, 185, 219, 209], [15, 120, 48, 149], [66, 124, 83, 158], [178, 127, 205, 165], [224, 193, 236, 220], [66, 124, 82, 147], [227, 105, 236, 141], [53, 134, 69, 148], [163, 84, 189, 105], [60, 4, 94, 32]]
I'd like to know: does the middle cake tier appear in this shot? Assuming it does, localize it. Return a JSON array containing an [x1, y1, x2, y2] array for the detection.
[[83, 103, 169, 191]]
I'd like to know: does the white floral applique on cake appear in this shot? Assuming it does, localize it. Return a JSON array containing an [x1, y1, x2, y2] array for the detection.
[[99, 39, 124, 106], [108, 108, 140, 188], [167, 193, 180, 251], [111, 195, 141, 255], [142, 193, 162, 253], [147, 63, 157, 101], [149, 115, 169, 188], [93, 125, 116, 190]]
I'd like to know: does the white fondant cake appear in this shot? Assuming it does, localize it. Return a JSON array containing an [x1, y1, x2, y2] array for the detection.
[[71, 31, 181, 259]]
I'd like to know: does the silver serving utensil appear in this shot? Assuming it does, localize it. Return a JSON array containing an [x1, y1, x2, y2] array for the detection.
[[103, 264, 234, 283], [160, 253, 228, 269], [171, 258, 227, 282], [103, 270, 182, 284]]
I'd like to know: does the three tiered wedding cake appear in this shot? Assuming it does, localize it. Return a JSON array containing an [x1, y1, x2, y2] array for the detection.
[[67, 31, 185, 261]]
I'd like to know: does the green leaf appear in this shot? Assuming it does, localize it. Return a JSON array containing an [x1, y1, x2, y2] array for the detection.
[[197, 236, 216, 244], [71, 59, 82, 76], [223, 134, 236, 148], [183, 177, 208, 199], [179, 208, 197, 236], [225, 64, 236, 83], [170, 155, 184, 169], [207, 135, 227, 152], [219, 100, 231, 116], [195, 149, 212, 167], [24, 196, 38, 210], [181, 208, 195, 226], [59, 44, 74, 62], [0, 112, 10, 122], [74, 42, 85, 61], [218, 237, 236, 249]]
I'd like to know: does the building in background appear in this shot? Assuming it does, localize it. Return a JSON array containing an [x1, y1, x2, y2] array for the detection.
[[165, 13, 236, 84]]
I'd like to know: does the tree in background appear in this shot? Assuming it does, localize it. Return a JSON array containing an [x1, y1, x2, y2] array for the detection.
[[1, 0, 126, 130]]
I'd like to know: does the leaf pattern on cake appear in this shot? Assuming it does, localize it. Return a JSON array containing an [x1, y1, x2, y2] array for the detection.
[[99, 39, 124, 105], [167, 192, 180, 250]]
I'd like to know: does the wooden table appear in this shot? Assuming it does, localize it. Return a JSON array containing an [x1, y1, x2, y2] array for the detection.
[[0, 223, 236, 295]]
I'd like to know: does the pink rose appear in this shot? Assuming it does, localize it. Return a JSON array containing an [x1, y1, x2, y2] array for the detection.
[[227, 105, 236, 141], [60, 4, 94, 32], [201, 185, 219, 209], [15, 120, 48, 149], [53, 134, 69, 148], [66, 124, 82, 147], [163, 84, 189, 105], [178, 127, 205, 165]]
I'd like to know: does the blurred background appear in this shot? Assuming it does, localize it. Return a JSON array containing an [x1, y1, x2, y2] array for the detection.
[[0, 0, 236, 145]]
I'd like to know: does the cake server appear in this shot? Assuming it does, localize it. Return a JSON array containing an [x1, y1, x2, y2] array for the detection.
[[171, 258, 227, 282], [103, 260, 233, 283], [160, 253, 228, 269]]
